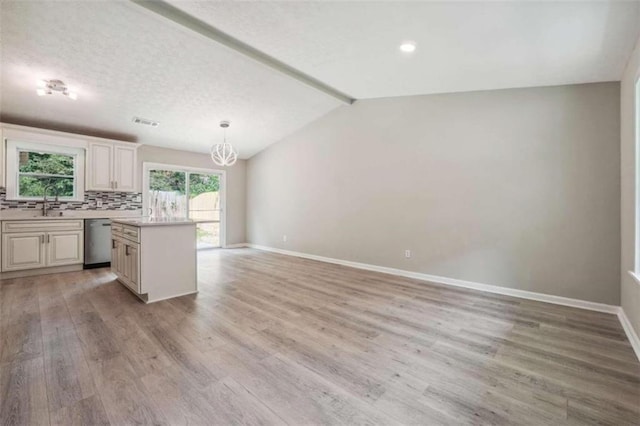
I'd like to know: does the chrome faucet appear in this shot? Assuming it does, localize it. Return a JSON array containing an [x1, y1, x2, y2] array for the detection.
[[42, 184, 59, 217]]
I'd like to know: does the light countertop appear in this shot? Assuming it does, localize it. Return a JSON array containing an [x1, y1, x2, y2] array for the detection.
[[111, 217, 196, 227], [0, 210, 143, 221]]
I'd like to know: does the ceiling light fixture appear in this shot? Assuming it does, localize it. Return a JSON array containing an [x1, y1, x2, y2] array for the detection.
[[36, 79, 78, 100], [210, 121, 238, 167], [399, 41, 417, 53]]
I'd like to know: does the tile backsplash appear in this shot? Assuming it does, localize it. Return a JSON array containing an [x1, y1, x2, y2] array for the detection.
[[0, 188, 142, 211]]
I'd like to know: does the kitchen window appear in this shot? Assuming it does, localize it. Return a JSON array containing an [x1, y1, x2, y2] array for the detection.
[[6, 140, 85, 201]]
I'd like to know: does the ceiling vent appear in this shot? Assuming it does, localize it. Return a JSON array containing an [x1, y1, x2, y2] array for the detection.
[[132, 117, 159, 127]]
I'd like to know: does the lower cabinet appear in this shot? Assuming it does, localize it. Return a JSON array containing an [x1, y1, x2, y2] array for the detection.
[[1, 220, 84, 272], [111, 220, 197, 303], [2, 232, 47, 271], [46, 231, 83, 267], [111, 235, 140, 293]]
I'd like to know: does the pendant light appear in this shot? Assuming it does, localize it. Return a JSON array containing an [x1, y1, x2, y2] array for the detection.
[[210, 120, 238, 167], [211, 121, 238, 167]]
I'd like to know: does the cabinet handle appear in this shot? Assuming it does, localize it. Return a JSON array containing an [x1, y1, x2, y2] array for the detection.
[[125, 245, 130, 256], [112, 239, 116, 249], [115, 181, 118, 189], [40, 235, 44, 244], [47, 234, 50, 244]]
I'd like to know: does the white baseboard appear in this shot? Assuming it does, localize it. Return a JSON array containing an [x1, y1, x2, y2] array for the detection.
[[247, 244, 619, 314], [224, 243, 248, 249], [618, 308, 640, 362]]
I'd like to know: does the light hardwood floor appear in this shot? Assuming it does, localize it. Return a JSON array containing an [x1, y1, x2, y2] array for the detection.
[[1, 248, 639, 425]]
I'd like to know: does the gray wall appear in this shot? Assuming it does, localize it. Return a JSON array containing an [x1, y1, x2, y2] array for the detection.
[[621, 35, 640, 335], [138, 145, 246, 246], [247, 83, 621, 305]]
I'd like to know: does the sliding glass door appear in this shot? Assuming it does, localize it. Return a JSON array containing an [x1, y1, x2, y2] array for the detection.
[[188, 173, 221, 249], [144, 164, 224, 249]]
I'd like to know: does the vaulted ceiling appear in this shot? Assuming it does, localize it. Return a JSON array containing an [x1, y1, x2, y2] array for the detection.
[[1, 1, 639, 158]]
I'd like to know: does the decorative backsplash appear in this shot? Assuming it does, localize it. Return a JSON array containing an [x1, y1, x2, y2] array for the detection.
[[0, 188, 142, 211]]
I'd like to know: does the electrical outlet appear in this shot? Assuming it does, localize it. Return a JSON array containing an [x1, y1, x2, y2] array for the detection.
[[405, 250, 412, 259], [283, 235, 288, 242], [96, 200, 103, 207]]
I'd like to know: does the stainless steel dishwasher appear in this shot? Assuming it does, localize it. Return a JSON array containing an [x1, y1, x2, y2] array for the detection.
[[84, 218, 112, 268]]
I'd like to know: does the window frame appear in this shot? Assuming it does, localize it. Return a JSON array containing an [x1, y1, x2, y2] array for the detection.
[[6, 140, 85, 202], [634, 76, 640, 283]]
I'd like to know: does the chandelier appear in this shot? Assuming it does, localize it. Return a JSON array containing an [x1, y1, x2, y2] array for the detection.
[[210, 120, 238, 167]]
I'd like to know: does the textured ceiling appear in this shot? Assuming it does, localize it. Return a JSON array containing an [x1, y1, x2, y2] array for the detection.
[[2, 1, 639, 158], [0, 1, 341, 158], [169, 1, 640, 99]]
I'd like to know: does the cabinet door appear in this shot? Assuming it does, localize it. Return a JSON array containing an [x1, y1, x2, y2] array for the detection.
[[111, 238, 125, 277], [123, 243, 140, 293], [2, 233, 46, 271], [110, 238, 119, 276], [113, 145, 137, 192], [46, 231, 83, 267], [87, 142, 114, 191]]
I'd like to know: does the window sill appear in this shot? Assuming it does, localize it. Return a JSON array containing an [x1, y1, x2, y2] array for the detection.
[[628, 271, 640, 287]]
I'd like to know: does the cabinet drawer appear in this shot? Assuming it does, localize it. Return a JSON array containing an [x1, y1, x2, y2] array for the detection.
[[111, 223, 124, 235], [2, 219, 84, 233], [121, 225, 140, 242]]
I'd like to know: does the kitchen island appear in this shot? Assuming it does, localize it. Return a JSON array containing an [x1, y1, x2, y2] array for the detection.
[[111, 217, 197, 303]]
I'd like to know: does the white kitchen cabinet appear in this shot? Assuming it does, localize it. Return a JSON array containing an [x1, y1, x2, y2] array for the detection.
[[1, 220, 84, 272], [111, 219, 196, 303], [111, 235, 139, 293], [46, 230, 83, 267], [87, 142, 113, 191], [111, 238, 122, 277], [87, 142, 138, 192], [123, 242, 139, 291], [2, 233, 47, 271], [114, 145, 137, 192]]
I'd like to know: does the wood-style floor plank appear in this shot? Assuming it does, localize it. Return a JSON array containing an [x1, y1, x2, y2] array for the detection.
[[0, 248, 638, 425]]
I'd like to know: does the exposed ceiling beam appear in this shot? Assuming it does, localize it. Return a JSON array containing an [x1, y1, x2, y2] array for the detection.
[[129, 0, 355, 105]]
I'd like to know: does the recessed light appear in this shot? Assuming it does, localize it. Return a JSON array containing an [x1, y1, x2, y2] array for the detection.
[[399, 41, 417, 53]]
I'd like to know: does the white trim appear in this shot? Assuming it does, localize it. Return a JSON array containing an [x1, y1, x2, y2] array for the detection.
[[1, 122, 143, 147], [5, 140, 85, 202], [142, 162, 227, 247], [224, 243, 247, 249], [628, 270, 640, 287], [145, 290, 199, 304], [635, 77, 640, 273], [618, 308, 640, 362], [246, 244, 620, 314]]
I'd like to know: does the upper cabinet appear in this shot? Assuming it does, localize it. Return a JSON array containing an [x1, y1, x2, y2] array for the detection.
[[114, 145, 137, 192], [87, 141, 138, 192], [0, 123, 141, 195]]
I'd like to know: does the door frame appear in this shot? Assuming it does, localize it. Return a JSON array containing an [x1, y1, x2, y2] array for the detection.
[[142, 162, 227, 248]]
